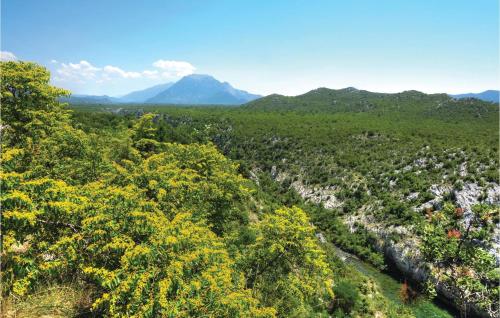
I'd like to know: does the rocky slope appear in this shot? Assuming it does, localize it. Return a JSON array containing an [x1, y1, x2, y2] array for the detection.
[[266, 165, 500, 317]]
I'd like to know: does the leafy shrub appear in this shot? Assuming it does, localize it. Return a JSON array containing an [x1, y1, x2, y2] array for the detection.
[[332, 280, 360, 313]]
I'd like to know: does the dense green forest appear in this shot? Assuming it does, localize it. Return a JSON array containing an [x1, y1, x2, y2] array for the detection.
[[1, 61, 498, 318]]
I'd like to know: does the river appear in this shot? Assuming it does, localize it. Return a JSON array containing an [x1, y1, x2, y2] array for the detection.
[[331, 245, 459, 318]]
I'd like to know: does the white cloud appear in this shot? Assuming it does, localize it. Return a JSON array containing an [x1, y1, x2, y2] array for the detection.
[[0, 51, 17, 61], [152, 60, 196, 77], [55, 60, 101, 83], [52, 58, 196, 88], [142, 69, 160, 79], [103, 65, 142, 79]]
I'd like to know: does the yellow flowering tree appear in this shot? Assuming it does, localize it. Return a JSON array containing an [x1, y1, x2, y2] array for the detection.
[[0, 170, 86, 296], [243, 206, 334, 317], [130, 113, 162, 155], [0, 61, 70, 147], [0, 61, 109, 184], [1, 61, 334, 317], [108, 142, 252, 236], [80, 205, 274, 317]]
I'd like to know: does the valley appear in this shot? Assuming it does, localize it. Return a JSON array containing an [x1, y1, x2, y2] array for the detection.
[[2, 61, 498, 318], [2, 1, 498, 317], [71, 88, 499, 317]]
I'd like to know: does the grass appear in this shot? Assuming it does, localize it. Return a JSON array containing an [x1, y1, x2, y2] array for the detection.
[[346, 256, 456, 318], [1, 283, 95, 318]]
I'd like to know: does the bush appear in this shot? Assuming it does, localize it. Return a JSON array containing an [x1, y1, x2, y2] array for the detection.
[[332, 280, 360, 314]]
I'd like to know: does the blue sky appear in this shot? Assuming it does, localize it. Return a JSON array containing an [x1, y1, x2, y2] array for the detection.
[[1, 0, 498, 96]]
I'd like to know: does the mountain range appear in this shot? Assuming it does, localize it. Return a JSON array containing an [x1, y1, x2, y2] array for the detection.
[[119, 82, 173, 103], [62, 75, 499, 106], [146, 74, 261, 104], [449, 90, 499, 103], [63, 74, 261, 105]]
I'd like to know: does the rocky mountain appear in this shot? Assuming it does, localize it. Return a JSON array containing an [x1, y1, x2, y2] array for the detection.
[[450, 90, 499, 103], [118, 82, 173, 103], [61, 75, 260, 105], [146, 74, 261, 105]]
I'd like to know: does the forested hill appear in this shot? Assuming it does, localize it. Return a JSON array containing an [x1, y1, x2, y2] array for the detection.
[[66, 84, 498, 316], [245, 87, 498, 121], [3, 61, 499, 318], [2, 61, 420, 318]]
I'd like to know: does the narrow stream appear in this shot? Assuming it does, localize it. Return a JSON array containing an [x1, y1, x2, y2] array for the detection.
[[331, 245, 459, 318]]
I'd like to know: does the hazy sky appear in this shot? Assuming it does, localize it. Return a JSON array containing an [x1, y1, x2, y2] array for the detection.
[[1, 0, 498, 96]]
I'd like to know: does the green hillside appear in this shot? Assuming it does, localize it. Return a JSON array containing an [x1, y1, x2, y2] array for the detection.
[[246, 87, 498, 121], [72, 86, 499, 316], [1, 62, 419, 318], [2, 61, 498, 318]]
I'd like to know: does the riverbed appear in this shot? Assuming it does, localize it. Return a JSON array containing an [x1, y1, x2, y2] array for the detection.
[[332, 245, 458, 318]]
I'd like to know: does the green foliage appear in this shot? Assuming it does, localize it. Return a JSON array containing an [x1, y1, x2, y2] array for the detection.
[[2, 61, 343, 317], [0, 61, 70, 145], [5, 60, 497, 317], [77, 185, 273, 318], [309, 205, 386, 269], [244, 88, 498, 122], [67, 87, 499, 316], [2, 283, 95, 318], [123, 143, 252, 236], [332, 280, 361, 314], [1, 172, 86, 296], [67, 83, 499, 317], [0, 61, 110, 184], [243, 206, 334, 317], [421, 203, 499, 316]]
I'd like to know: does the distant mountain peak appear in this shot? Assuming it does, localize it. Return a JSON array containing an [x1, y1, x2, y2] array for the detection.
[[181, 74, 216, 81], [450, 90, 499, 103], [118, 82, 173, 103], [61, 74, 261, 105], [146, 74, 261, 105]]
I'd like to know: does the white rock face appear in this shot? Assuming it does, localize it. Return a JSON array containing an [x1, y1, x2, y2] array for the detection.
[[406, 192, 419, 201], [483, 184, 500, 264], [344, 212, 429, 281], [435, 162, 444, 169], [417, 182, 500, 263], [416, 184, 452, 211], [454, 183, 482, 212], [453, 182, 500, 258], [275, 171, 288, 182], [430, 184, 452, 198], [248, 169, 261, 186], [290, 179, 342, 209], [414, 157, 427, 168], [315, 232, 327, 243], [317, 178, 498, 317], [274, 169, 342, 209], [383, 239, 428, 282], [344, 212, 492, 317], [485, 185, 500, 205], [268, 165, 498, 317], [418, 183, 499, 214], [459, 162, 468, 177]]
